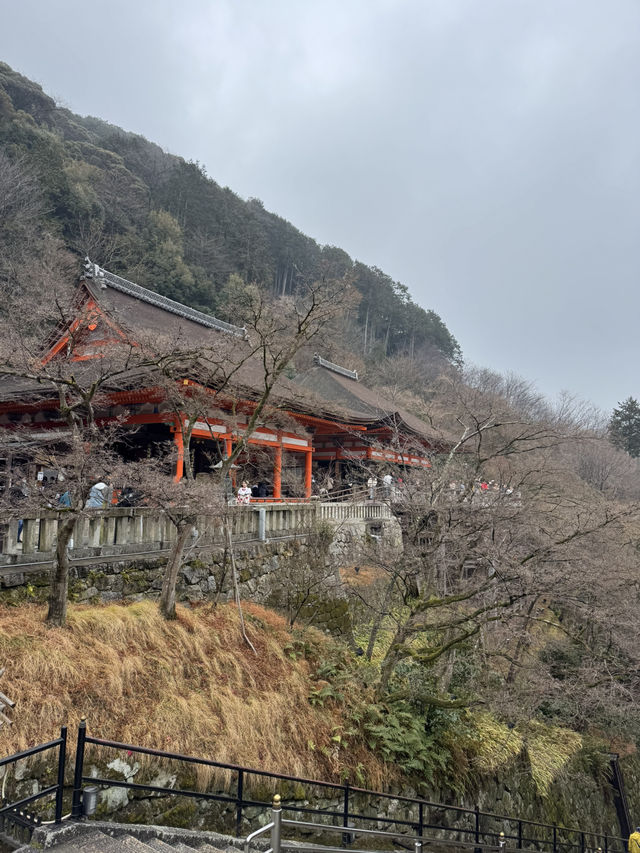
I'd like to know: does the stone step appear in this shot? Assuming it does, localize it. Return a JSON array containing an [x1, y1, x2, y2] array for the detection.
[[50, 830, 158, 852], [145, 839, 177, 853], [195, 846, 228, 853], [115, 836, 160, 853], [19, 824, 243, 852]]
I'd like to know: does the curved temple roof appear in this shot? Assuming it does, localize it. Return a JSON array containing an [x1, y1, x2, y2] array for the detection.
[[2, 262, 443, 451]]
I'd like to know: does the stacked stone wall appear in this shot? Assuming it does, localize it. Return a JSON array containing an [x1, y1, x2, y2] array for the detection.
[[3, 750, 626, 844], [0, 515, 402, 638], [0, 538, 352, 636]]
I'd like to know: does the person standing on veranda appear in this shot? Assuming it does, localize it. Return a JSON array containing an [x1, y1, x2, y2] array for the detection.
[[237, 480, 252, 505], [382, 473, 392, 498], [367, 475, 377, 500]]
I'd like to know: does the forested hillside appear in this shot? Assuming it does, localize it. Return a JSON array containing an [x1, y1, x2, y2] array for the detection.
[[0, 62, 459, 371]]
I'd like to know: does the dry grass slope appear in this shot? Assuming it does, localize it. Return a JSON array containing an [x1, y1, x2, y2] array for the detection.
[[0, 601, 387, 788]]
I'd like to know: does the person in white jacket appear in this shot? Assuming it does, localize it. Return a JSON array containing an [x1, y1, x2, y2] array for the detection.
[[237, 481, 252, 505]]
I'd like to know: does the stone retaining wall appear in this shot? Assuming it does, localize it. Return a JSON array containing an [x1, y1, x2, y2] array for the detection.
[[3, 751, 625, 847], [0, 514, 402, 637], [0, 530, 362, 636]]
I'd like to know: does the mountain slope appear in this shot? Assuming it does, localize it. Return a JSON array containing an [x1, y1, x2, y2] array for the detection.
[[0, 62, 460, 370]]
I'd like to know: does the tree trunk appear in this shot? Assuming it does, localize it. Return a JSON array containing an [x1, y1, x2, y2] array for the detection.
[[506, 595, 540, 683], [159, 521, 194, 619], [363, 306, 369, 354], [46, 516, 76, 627], [224, 521, 257, 653], [366, 576, 396, 660], [437, 647, 457, 693], [377, 621, 410, 696]]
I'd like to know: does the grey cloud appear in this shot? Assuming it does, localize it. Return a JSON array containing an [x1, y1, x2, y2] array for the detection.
[[1, 0, 639, 409]]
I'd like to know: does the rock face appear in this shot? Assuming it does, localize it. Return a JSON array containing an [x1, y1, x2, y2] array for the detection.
[[13, 755, 626, 847], [79, 760, 625, 843]]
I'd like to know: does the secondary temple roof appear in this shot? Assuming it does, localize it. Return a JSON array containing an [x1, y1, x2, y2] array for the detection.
[[294, 359, 436, 441]]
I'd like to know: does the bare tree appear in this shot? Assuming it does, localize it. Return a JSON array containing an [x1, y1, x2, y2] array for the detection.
[[0, 266, 232, 625], [0, 271, 161, 626], [0, 151, 49, 300], [143, 274, 353, 619], [350, 375, 640, 723], [272, 525, 338, 628], [0, 421, 128, 626]]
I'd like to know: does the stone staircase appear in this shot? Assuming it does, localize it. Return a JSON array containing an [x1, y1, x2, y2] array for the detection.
[[13, 821, 243, 853], [38, 831, 228, 852]]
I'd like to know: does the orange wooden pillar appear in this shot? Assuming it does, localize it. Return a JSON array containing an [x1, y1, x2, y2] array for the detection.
[[225, 435, 235, 488], [273, 444, 282, 500], [304, 449, 313, 499], [173, 421, 184, 482]]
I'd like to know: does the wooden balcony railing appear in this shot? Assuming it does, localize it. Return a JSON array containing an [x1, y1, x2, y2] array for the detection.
[[0, 500, 392, 569]]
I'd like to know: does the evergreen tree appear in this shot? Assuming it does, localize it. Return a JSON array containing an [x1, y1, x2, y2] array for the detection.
[[609, 397, 640, 457]]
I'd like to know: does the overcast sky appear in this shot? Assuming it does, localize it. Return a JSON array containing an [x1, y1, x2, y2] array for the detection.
[[1, 0, 639, 412]]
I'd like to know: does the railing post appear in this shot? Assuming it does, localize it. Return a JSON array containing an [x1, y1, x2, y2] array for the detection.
[[54, 726, 67, 823], [22, 518, 39, 555], [342, 781, 350, 847], [581, 832, 585, 853], [604, 837, 608, 853], [39, 517, 58, 553], [474, 804, 480, 851], [418, 802, 424, 838], [71, 717, 87, 819], [236, 769, 244, 837], [271, 794, 282, 853], [518, 819, 523, 849], [552, 825, 557, 853]]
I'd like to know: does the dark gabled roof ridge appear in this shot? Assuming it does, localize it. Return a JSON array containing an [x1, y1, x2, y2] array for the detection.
[[313, 353, 358, 380], [83, 259, 248, 339]]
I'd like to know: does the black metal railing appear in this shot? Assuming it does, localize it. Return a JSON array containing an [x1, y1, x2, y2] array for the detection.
[[0, 726, 67, 843], [68, 720, 627, 852], [610, 755, 632, 840]]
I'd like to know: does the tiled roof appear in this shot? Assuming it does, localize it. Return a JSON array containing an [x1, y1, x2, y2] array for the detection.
[[84, 259, 247, 338], [2, 262, 443, 448], [294, 363, 438, 443]]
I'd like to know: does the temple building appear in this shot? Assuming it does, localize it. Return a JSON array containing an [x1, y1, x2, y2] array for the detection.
[[0, 262, 440, 499]]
